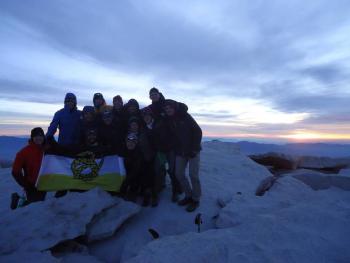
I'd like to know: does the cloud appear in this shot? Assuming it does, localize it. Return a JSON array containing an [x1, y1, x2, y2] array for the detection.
[[1, 0, 350, 141]]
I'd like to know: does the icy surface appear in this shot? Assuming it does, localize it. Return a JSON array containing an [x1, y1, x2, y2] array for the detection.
[[1, 141, 350, 262]]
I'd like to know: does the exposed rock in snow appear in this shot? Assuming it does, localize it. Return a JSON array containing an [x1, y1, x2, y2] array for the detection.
[[250, 152, 300, 170], [87, 200, 141, 242], [251, 152, 350, 172], [255, 175, 277, 196], [0, 188, 117, 254], [298, 156, 350, 170]]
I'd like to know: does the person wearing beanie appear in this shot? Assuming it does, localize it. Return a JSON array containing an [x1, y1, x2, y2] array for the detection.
[[79, 106, 98, 145], [12, 127, 47, 206], [93, 93, 106, 114], [46, 93, 82, 146], [112, 95, 128, 148], [163, 100, 202, 212]]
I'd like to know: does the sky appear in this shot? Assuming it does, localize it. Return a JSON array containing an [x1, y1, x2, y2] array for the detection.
[[1, 0, 350, 143]]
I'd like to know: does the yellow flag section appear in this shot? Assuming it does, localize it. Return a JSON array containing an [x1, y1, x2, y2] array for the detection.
[[36, 154, 126, 192]]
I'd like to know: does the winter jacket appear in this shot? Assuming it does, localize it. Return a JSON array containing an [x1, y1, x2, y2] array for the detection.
[[46, 106, 82, 146], [12, 142, 44, 188], [98, 122, 126, 156], [166, 111, 202, 158], [144, 118, 172, 153], [149, 94, 188, 120], [79, 119, 99, 145]]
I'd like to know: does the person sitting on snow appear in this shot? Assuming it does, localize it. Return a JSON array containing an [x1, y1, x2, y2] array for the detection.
[[122, 133, 155, 206], [46, 92, 81, 146], [163, 99, 202, 212], [12, 127, 47, 206]]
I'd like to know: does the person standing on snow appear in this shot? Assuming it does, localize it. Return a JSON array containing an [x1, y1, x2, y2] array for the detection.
[[163, 99, 202, 212], [46, 93, 81, 146], [12, 127, 47, 205]]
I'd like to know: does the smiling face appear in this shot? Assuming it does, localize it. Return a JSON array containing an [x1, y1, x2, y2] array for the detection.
[[32, 135, 44, 145], [65, 100, 75, 110], [164, 105, 175, 116], [150, 92, 160, 102]]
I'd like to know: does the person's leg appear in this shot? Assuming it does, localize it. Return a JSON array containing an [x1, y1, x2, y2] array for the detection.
[[26, 188, 46, 203], [167, 151, 182, 201], [175, 156, 192, 205], [188, 153, 201, 202]]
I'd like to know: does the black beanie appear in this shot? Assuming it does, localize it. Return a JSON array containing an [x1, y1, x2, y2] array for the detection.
[[149, 87, 159, 95], [31, 127, 45, 139]]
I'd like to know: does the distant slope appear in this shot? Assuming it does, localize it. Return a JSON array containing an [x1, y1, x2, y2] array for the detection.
[[0, 136, 28, 163], [236, 141, 350, 157]]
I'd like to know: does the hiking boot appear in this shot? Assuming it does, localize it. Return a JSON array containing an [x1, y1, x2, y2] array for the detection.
[[10, 193, 20, 210], [151, 196, 159, 207], [171, 193, 179, 203], [177, 197, 192, 206], [186, 201, 200, 212]]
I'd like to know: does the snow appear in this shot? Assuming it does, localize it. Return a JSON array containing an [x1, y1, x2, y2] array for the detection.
[[1, 140, 350, 262]]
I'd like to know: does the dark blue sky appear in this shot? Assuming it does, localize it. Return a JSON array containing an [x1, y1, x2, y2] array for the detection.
[[1, 0, 350, 142]]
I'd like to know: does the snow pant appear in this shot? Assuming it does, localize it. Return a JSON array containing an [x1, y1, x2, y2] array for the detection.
[[153, 152, 167, 193], [166, 151, 182, 194], [25, 188, 46, 203], [175, 153, 201, 202]]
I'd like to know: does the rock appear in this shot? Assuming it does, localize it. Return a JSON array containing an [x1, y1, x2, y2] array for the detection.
[[0, 188, 117, 254], [86, 199, 141, 242], [250, 152, 300, 170], [255, 175, 277, 196]]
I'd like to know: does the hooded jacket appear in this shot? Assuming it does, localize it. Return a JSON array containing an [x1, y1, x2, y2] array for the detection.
[[46, 93, 82, 146], [12, 141, 44, 188]]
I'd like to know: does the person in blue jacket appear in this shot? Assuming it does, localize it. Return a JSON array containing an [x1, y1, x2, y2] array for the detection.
[[46, 93, 82, 146]]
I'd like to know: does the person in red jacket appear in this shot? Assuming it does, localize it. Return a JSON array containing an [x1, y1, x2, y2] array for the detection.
[[12, 127, 46, 204]]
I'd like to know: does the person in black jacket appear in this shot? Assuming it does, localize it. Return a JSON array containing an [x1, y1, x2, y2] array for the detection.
[[98, 106, 125, 156], [121, 133, 154, 206], [141, 106, 182, 205], [80, 106, 99, 145], [163, 99, 202, 212]]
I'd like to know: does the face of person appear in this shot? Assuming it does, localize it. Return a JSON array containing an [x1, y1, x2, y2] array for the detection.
[[129, 122, 139, 133], [128, 105, 137, 113], [84, 112, 94, 122], [126, 139, 137, 150], [33, 135, 44, 145], [113, 100, 123, 110], [65, 100, 75, 110], [94, 98, 104, 107], [164, 105, 175, 116], [150, 92, 160, 102], [87, 133, 97, 145], [143, 114, 153, 125], [103, 116, 113, 125]]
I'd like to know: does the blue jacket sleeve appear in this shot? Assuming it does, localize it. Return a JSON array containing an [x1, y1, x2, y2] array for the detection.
[[46, 111, 60, 138]]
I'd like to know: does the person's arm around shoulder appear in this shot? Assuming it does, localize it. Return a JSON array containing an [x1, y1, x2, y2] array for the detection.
[[46, 110, 61, 138]]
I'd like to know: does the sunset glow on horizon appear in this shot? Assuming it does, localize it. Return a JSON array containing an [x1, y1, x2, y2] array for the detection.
[[1, 1, 350, 143]]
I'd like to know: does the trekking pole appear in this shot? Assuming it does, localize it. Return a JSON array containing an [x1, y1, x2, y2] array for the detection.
[[194, 213, 202, 233]]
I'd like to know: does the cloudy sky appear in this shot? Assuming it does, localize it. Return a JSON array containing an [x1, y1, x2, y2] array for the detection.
[[1, 0, 350, 143]]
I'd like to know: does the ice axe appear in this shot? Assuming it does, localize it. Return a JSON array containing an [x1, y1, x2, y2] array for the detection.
[[194, 213, 202, 233]]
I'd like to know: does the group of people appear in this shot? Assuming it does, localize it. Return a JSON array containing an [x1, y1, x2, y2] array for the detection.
[[11, 88, 202, 212]]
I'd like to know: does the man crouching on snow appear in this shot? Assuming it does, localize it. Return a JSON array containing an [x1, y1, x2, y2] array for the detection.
[[12, 127, 47, 207], [163, 100, 202, 212]]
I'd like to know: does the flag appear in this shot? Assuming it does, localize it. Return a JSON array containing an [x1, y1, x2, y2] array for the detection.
[[36, 152, 125, 192]]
